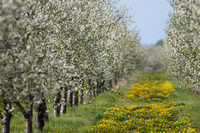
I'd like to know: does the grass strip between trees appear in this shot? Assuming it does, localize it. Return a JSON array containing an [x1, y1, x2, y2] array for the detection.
[[169, 77, 200, 131], [1, 72, 200, 132], [90, 71, 198, 132]]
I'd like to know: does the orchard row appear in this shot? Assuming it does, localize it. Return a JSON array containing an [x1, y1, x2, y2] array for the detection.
[[0, 0, 142, 133], [163, 0, 200, 92]]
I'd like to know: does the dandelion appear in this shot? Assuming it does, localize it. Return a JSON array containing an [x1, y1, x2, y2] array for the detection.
[[90, 72, 197, 132]]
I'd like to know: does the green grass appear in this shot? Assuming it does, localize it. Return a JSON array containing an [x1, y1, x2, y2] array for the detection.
[[128, 71, 200, 131], [2, 72, 200, 132], [1, 79, 133, 133], [169, 77, 200, 131]]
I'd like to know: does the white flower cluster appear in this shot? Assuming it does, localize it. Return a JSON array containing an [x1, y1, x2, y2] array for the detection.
[[164, 0, 200, 90]]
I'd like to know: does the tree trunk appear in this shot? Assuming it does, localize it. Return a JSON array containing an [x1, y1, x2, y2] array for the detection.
[[35, 98, 47, 131], [109, 80, 113, 88], [24, 104, 33, 133], [43, 99, 49, 122], [112, 80, 115, 87], [75, 91, 78, 105], [15, 101, 33, 133], [0, 113, 2, 122], [72, 91, 78, 106], [87, 90, 92, 103], [97, 81, 101, 95], [98, 89, 101, 94], [53, 91, 61, 117], [94, 88, 98, 96], [1, 109, 12, 133], [61, 88, 67, 114], [25, 118, 32, 133], [78, 89, 83, 105], [67, 88, 73, 107], [195, 88, 200, 95], [91, 88, 95, 98], [99, 80, 105, 93], [114, 78, 118, 86]]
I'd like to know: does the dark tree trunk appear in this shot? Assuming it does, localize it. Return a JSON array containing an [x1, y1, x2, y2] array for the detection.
[[35, 98, 47, 131], [72, 91, 78, 106], [53, 91, 61, 117], [97, 81, 101, 95], [109, 80, 113, 88], [78, 89, 83, 105], [114, 78, 118, 86], [98, 88, 101, 94], [99, 80, 105, 93], [24, 104, 33, 133], [1, 109, 12, 133], [15, 101, 33, 133], [61, 88, 67, 114], [75, 91, 78, 105], [72, 91, 75, 105], [43, 99, 49, 122], [67, 88, 73, 107], [25, 117, 32, 133]]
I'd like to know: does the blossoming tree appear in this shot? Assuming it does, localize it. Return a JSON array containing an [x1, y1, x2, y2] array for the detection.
[[164, 0, 200, 91]]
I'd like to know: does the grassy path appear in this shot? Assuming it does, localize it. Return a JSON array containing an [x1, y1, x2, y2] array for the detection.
[[90, 72, 197, 132], [1, 72, 200, 132]]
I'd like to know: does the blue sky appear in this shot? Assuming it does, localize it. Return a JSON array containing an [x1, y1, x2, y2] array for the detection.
[[118, 0, 173, 45]]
